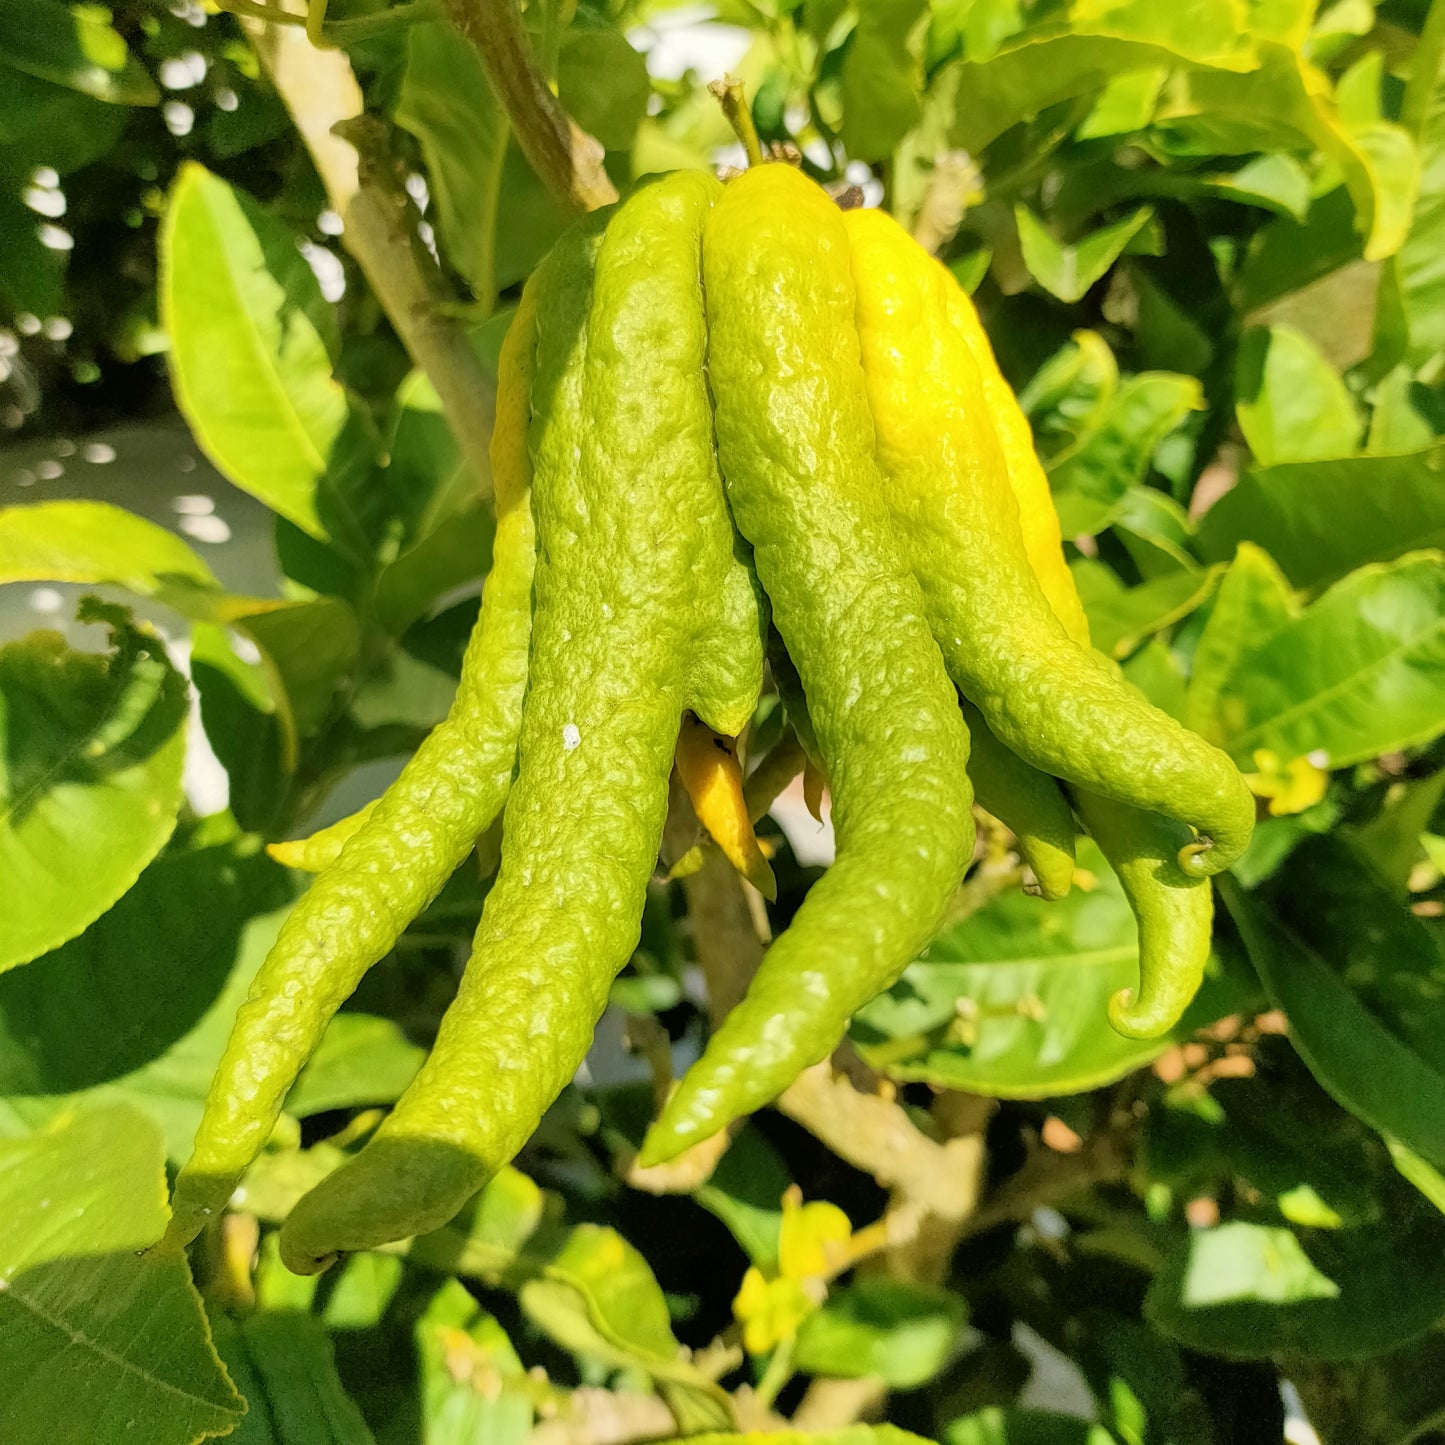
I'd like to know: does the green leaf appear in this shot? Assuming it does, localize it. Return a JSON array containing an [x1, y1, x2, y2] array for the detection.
[[850, 840, 1238, 1098], [1015, 204, 1155, 303], [1049, 372, 1202, 535], [1184, 543, 1298, 746], [414, 1281, 533, 1445], [557, 21, 650, 152], [521, 1225, 732, 1432], [1145, 1207, 1445, 1359], [948, 2, 1256, 154], [668, 1431, 933, 1445], [944, 1410, 1119, 1445], [0, 0, 158, 105], [841, 0, 927, 162], [1082, 564, 1223, 661], [1198, 151, 1313, 220], [0, 601, 187, 974], [1215, 551, 1445, 768], [394, 21, 509, 310], [1221, 868, 1445, 1173], [1344, 767, 1445, 893], [375, 505, 493, 637], [1076, 67, 1164, 139], [1234, 325, 1361, 466], [1163, 42, 1418, 261], [0, 1105, 243, 1444], [1376, 4, 1445, 368], [212, 1312, 375, 1445], [284, 1014, 425, 1118], [1198, 444, 1445, 590], [695, 1127, 791, 1272], [794, 1278, 965, 1388], [160, 163, 373, 551], [0, 839, 293, 1158]]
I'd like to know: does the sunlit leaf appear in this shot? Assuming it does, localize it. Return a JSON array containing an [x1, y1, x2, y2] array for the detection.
[[0, 601, 187, 974]]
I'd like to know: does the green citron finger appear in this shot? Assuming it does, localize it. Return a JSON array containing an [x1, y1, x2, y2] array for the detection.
[[639, 163, 976, 1169], [280, 172, 765, 1271], [267, 801, 377, 873], [959, 697, 1076, 901], [843, 208, 1252, 878], [1072, 789, 1214, 1039], [159, 287, 541, 1253]]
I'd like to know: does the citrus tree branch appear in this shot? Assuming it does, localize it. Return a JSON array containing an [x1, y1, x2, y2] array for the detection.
[[441, 0, 618, 212], [245, 13, 500, 497]]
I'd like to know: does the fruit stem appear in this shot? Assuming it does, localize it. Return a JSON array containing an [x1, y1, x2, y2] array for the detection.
[[708, 76, 764, 168]]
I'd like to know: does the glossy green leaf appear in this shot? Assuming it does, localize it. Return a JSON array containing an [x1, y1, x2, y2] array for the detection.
[[1235, 325, 1361, 466], [1184, 543, 1298, 746], [0, 1105, 243, 1444], [521, 1224, 732, 1431], [0, 0, 158, 105], [1215, 551, 1445, 768], [1112, 485, 1196, 576], [0, 601, 187, 974], [1083, 564, 1223, 661], [841, 0, 927, 161], [672, 1431, 932, 1445], [949, 3, 1255, 154], [1145, 1205, 1445, 1359], [1015, 204, 1154, 303], [944, 1411, 1118, 1445], [0, 500, 219, 602], [1198, 152, 1312, 220], [160, 163, 373, 551], [1164, 43, 1418, 261], [1049, 372, 1202, 535], [283, 1014, 425, 1118], [1197, 444, 1445, 588], [414, 1281, 532, 1445], [795, 1278, 965, 1388], [1367, 367, 1445, 454], [850, 840, 1237, 1098], [394, 21, 509, 310], [212, 1312, 375, 1445], [1076, 67, 1164, 138]]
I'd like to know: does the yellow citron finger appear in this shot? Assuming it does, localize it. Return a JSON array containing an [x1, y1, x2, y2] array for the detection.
[[675, 713, 778, 900], [266, 801, 378, 873]]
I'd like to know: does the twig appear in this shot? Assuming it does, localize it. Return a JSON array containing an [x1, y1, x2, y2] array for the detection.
[[529, 1388, 677, 1445], [791, 1377, 888, 1432], [911, 150, 983, 257], [245, 10, 500, 496], [442, 0, 617, 211]]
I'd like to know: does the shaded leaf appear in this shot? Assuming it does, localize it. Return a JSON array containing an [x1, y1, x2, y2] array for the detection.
[[394, 21, 509, 310], [841, 0, 927, 161], [0, 0, 158, 105], [1197, 444, 1445, 589], [1082, 564, 1223, 661], [0, 1105, 243, 1445], [212, 1312, 375, 1445], [794, 1278, 965, 1388], [1145, 1206, 1445, 1359]]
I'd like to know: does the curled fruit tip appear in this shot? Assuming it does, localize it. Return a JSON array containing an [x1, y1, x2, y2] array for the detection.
[[1106, 986, 1179, 1042], [1177, 835, 1216, 879]]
